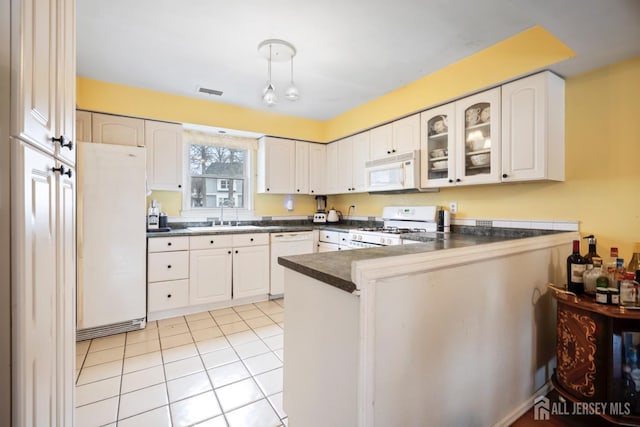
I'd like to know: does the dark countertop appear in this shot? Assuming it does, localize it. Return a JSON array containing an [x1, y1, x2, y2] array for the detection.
[[278, 232, 553, 294], [146, 223, 358, 238]]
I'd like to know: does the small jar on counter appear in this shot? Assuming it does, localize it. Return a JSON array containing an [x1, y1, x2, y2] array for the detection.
[[620, 272, 640, 307]]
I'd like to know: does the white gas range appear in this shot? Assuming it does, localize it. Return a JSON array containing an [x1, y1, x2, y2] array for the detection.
[[348, 206, 439, 248]]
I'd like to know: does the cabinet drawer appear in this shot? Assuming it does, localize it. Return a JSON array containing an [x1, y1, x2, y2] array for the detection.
[[148, 236, 189, 253], [232, 233, 269, 247], [319, 230, 342, 244], [148, 280, 189, 312], [148, 251, 189, 282], [190, 234, 233, 250]]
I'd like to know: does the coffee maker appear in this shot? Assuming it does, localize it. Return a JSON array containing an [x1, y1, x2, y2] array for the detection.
[[313, 195, 327, 223]]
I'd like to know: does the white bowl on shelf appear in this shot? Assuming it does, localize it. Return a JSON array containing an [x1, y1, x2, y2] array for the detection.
[[432, 160, 448, 169], [430, 148, 447, 158], [470, 153, 490, 166]]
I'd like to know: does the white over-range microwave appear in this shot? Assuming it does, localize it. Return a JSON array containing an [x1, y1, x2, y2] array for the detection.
[[365, 150, 422, 193]]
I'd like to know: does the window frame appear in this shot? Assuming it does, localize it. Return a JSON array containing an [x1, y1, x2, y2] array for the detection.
[[180, 131, 257, 219]]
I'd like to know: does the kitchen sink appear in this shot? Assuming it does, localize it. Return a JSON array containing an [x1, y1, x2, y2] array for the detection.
[[187, 225, 262, 232]]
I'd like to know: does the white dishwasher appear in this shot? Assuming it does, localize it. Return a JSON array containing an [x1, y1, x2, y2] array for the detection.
[[270, 231, 314, 296]]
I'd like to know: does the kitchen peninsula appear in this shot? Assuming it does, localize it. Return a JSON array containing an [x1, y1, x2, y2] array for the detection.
[[279, 229, 577, 427]]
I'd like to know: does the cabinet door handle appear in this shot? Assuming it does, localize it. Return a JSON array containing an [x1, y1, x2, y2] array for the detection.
[[456, 178, 461, 183], [266, 188, 270, 191], [502, 173, 508, 178], [167, 265, 172, 269], [167, 294, 172, 298], [250, 238, 254, 242], [178, 184, 182, 188], [235, 250, 238, 254], [167, 242, 172, 246], [392, 149, 396, 153], [311, 190, 314, 193], [387, 150, 391, 154], [52, 135, 73, 151], [210, 240, 214, 244], [448, 179, 453, 183], [228, 250, 232, 254], [52, 165, 72, 178], [296, 189, 300, 192]]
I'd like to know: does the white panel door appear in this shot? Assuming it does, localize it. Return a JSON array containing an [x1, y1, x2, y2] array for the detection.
[[92, 113, 145, 147], [189, 248, 233, 305], [233, 245, 269, 299], [325, 142, 339, 195], [11, 0, 57, 155], [11, 140, 57, 427], [56, 160, 75, 427], [351, 131, 370, 193], [54, 0, 75, 167], [369, 123, 393, 159], [294, 140, 309, 194], [392, 113, 421, 154], [258, 137, 295, 194], [337, 137, 354, 193], [308, 143, 326, 195], [146, 120, 183, 191]]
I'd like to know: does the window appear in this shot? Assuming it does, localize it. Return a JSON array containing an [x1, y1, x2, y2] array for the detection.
[[182, 129, 258, 216], [189, 145, 245, 208]]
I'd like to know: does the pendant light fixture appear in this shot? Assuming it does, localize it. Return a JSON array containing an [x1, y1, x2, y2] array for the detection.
[[258, 39, 299, 106]]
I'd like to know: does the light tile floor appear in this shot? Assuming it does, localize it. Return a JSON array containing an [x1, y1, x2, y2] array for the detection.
[[75, 299, 287, 427]]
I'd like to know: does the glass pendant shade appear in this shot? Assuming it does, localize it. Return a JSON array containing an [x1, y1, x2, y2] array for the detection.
[[263, 82, 277, 106], [285, 84, 299, 101]]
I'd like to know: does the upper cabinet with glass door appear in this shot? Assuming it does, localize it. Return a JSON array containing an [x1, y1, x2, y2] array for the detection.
[[454, 88, 501, 186], [420, 103, 456, 188]]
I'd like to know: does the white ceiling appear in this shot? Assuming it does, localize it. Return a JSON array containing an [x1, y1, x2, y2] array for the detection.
[[77, 0, 640, 122]]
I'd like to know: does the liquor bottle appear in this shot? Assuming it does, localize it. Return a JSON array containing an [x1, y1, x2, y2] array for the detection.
[[582, 235, 600, 265], [628, 242, 640, 274], [605, 247, 620, 288], [567, 240, 587, 294], [584, 257, 607, 294]]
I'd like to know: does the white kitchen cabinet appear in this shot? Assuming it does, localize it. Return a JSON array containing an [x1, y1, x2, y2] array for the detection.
[[337, 136, 354, 193], [369, 123, 393, 160], [294, 140, 309, 194], [369, 114, 420, 160], [308, 143, 326, 195], [392, 113, 421, 154], [420, 103, 457, 188], [92, 112, 145, 147], [76, 110, 92, 142], [325, 142, 340, 195], [189, 248, 232, 305], [421, 88, 501, 188], [147, 236, 190, 313], [336, 133, 369, 193], [232, 233, 270, 299], [11, 139, 76, 427], [351, 132, 370, 192], [10, 0, 76, 422], [501, 71, 565, 182], [146, 120, 184, 191], [454, 87, 501, 186], [257, 136, 296, 194]]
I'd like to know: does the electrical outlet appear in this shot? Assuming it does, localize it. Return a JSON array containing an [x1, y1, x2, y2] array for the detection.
[[449, 202, 458, 214]]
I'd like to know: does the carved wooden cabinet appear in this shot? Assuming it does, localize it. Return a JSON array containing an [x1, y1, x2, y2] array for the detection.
[[552, 292, 640, 425]]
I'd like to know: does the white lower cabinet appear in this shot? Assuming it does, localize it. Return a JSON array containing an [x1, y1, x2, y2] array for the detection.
[[318, 230, 352, 251], [147, 236, 190, 314], [233, 244, 270, 298], [148, 233, 270, 319], [189, 248, 232, 305]]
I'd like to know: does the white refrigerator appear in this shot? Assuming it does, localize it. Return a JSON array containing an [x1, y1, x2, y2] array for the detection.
[[77, 142, 147, 340]]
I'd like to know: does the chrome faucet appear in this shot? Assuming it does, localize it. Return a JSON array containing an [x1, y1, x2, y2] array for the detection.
[[219, 199, 235, 225]]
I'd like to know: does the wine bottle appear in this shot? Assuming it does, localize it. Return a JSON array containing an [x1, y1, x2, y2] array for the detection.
[[567, 239, 587, 294], [582, 235, 600, 265]]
